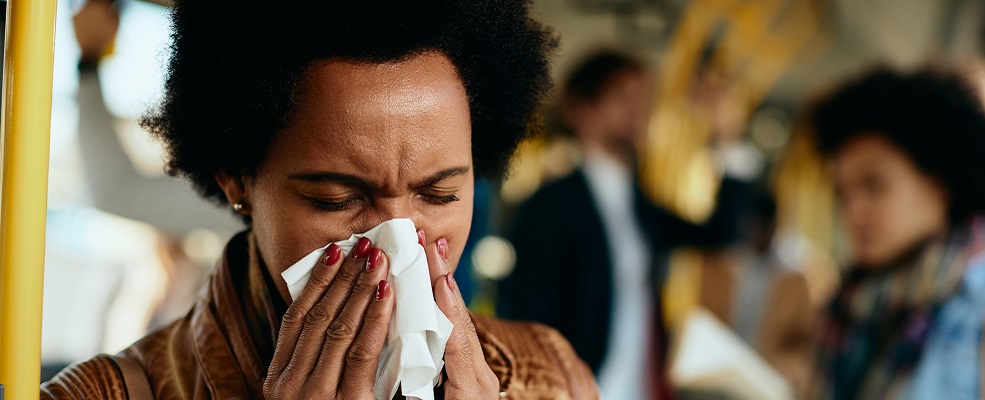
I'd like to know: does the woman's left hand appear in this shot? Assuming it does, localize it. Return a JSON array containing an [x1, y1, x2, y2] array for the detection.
[[425, 235, 500, 399]]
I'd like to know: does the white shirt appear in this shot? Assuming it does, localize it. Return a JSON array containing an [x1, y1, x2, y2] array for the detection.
[[582, 149, 654, 400]]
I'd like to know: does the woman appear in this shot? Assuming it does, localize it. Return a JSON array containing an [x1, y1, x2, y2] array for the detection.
[[809, 68, 985, 399], [41, 0, 598, 398]]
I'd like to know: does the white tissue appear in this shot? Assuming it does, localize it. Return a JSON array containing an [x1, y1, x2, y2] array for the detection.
[[280, 219, 454, 400]]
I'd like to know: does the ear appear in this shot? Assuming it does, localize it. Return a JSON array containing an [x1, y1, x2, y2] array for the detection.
[[215, 171, 253, 215]]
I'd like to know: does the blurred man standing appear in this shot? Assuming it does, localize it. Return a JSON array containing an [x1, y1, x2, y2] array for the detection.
[[499, 50, 757, 399]]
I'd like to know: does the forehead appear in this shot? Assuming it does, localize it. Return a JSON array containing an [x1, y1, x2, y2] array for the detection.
[[264, 52, 472, 176], [832, 133, 916, 178], [835, 134, 893, 163]]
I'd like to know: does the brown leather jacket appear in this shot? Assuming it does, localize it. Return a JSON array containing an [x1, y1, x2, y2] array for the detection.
[[42, 232, 598, 399]]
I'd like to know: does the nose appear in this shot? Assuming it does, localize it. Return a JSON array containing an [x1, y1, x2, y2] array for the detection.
[[353, 196, 426, 234]]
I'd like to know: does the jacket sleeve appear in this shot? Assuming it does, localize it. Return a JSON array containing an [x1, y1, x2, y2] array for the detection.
[[644, 177, 748, 248], [41, 355, 130, 400]]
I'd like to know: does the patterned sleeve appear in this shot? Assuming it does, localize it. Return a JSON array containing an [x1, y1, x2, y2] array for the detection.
[[536, 323, 600, 399], [473, 313, 600, 400]]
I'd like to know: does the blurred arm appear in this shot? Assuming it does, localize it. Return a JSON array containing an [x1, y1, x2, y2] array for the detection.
[[76, 68, 241, 236], [644, 176, 749, 249]]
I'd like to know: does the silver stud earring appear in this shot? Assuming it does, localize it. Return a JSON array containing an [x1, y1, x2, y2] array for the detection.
[[232, 202, 245, 212]]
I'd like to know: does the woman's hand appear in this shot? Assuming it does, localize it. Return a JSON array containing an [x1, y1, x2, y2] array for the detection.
[[263, 238, 395, 399], [425, 234, 501, 399]]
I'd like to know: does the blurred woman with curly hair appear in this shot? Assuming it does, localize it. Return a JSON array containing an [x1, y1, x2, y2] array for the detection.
[[810, 67, 985, 400]]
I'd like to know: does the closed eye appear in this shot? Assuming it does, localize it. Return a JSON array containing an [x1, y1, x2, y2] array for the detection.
[[419, 193, 460, 205], [309, 197, 363, 211]]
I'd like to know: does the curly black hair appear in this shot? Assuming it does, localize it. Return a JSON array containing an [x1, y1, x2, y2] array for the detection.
[[812, 67, 985, 222], [142, 0, 557, 211]]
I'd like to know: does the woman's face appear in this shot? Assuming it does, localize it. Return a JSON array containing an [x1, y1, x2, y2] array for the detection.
[[831, 133, 948, 268], [223, 52, 474, 302]]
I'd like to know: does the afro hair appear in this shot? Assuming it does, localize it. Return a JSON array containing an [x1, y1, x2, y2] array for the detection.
[[142, 0, 558, 211], [812, 67, 985, 222]]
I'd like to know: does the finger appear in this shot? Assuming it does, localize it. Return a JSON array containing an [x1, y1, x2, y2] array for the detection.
[[268, 242, 344, 377], [283, 237, 373, 380], [423, 233, 449, 288], [429, 240, 477, 355], [433, 260, 484, 379], [313, 247, 391, 387], [435, 268, 501, 395], [337, 278, 395, 398]]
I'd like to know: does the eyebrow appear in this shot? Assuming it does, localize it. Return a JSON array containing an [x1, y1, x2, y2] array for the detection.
[[288, 166, 470, 189], [412, 166, 471, 188]]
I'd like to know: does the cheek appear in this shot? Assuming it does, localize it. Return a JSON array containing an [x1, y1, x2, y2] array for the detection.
[[838, 191, 888, 262], [865, 189, 908, 246], [420, 182, 474, 273], [249, 176, 357, 274], [604, 103, 627, 126], [890, 183, 946, 239], [859, 183, 941, 265]]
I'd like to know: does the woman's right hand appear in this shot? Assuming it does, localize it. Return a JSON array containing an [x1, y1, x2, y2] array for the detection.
[[263, 237, 394, 399]]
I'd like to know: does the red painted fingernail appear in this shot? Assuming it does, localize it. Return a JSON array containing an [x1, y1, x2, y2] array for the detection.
[[367, 247, 383, 271], [323, 243, 342, 266], [445, 273, 455, 291], [353, 237, 372, 259], [376, 280, 390, 300], [437, 237, 449, 260], [417, 229, 426, 247]]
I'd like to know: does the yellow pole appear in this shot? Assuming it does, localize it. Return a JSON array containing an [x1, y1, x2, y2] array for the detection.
[[0, 0, 57, 397]]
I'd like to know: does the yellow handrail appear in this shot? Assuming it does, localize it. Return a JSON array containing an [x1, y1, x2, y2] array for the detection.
[[0, 0, 57, 398]]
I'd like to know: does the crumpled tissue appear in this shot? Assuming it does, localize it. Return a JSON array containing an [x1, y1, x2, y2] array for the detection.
[[281, 218, 453, 400]]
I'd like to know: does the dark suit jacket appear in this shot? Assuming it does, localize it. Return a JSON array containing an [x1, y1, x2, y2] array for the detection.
[[498, 168, 747, 375]]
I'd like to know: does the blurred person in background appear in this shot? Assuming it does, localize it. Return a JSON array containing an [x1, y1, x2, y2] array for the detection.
[[714, 191, 812, 394], [72, 0, 240, 324], [809, 68, 985, 400], [498, 49, 758, 400], [41, 0, 600, 398], [35, 0, 243, 381], [74, 0, 242, 237]]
